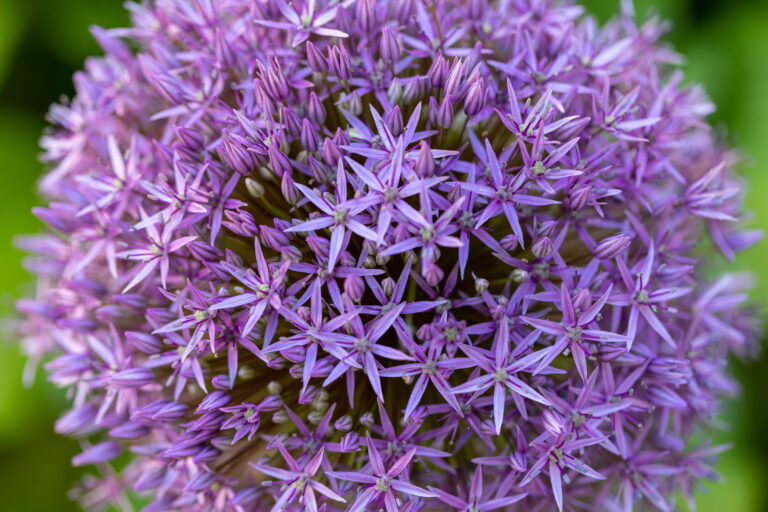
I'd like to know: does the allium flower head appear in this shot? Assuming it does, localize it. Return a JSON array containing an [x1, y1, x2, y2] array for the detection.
[[18, 0, 762, 511]]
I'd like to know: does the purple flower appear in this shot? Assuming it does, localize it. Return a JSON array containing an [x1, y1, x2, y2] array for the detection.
[[17, 1, 761, 511]]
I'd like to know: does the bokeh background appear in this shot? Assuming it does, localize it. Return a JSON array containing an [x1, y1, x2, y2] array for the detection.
[[0, 0, 766, 510]]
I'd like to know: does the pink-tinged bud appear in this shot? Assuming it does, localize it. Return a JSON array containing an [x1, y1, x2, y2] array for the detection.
[[322, 137, 342, 166], [300, 119, 320, 153], [308, 91, 326, 124], [427, 51, 448, 88], [570, 185, 592, 210], [344, 274, 365, 301], [593, 233, 632, 259], [380, 27, 401, 62], [464, 79, 486, 116], [268, 144, 291, 177], [72, 441, 122, 467], [416, 141, 436, 177], [387, 105, 403, 136], [306, 41, 328, 73], [532, 237, 553, 258]]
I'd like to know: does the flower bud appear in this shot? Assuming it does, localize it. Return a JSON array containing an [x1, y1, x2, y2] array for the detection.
[[436, 95, 455, 128], [322, 137, 342, 166], [380, 27, 401, 62], [464, 79, 486, 116], [424, 262, 444, 287], [356, 0, 377, 33], [308, 92, 326, 124], [444, 58, 466, 99], [570, 185, 591, 210], [344, 273, 365, 301], [428, 51, 448, 88], [282, 108, 302, 139], [300, 119, 320, 153], [306, 41, 328, 73], [532, 237, 553, 258], [335, 415, 353, 431], [72, 441, 121, 466], [593, 233, 632, 260], [415, 141, 435, 177], [346, 90, 363, 115], [218, 132, 255, 175], [500, 234, 519, 251], [387, 105, 404, 136]]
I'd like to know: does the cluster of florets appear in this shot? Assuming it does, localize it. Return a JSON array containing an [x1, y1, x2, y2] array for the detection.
[[18, 0, 761, 511]]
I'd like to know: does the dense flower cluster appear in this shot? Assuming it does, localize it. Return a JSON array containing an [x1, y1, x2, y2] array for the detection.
[[18, 0, 762, 511]]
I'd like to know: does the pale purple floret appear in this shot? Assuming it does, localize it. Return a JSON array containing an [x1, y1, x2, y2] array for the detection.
[[17, 0, 761, 511]]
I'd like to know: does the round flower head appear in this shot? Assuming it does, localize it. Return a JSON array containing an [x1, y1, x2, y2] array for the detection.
[[18, 1, 762, 511]]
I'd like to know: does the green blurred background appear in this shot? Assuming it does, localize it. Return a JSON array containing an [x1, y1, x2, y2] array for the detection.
[[0, 0, 766, 510]]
